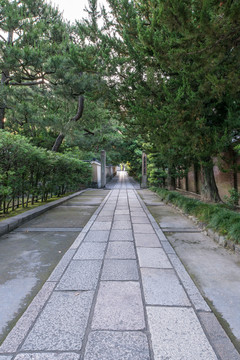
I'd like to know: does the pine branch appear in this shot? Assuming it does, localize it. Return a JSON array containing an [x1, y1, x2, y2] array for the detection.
[[9, 80, 44, 86], [0, 34, 6, 42], [71, 95, 84, 121], [83, 128, 95, 136]]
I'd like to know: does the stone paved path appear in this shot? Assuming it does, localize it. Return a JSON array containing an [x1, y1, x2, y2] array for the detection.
[[0, 172, 239, 360]]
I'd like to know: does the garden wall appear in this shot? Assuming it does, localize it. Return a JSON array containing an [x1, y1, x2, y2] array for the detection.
[[178, 150, 240, 203]]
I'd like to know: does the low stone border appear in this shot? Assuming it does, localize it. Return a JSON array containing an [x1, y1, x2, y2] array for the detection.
[[0, 189, 92, 237]]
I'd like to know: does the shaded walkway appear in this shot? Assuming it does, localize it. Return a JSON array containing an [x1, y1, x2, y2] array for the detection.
[[0, 172, 239, 360]]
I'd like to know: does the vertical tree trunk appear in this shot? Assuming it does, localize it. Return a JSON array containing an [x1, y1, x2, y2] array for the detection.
[[0, 71, 8, 129], [201, 159, 221, 202], [0, 107, 5, 129], [1, 30, 13, 129], [231, 148, 239, 205], [194, 163, 200, 194], [167, 167, 176, 190], [177, 177, 181, 189], [185, 174, 189, 191], [162, 176, 166, 188]]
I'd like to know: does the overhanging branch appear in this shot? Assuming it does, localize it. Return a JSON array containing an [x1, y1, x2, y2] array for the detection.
[[9, 80, 44, 86], [71, 95, 84, 121], [83, 128, 95, 136], [0, 34, 6, 42]]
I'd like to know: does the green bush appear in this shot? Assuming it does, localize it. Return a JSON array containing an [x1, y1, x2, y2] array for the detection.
[[150, 187, 240, 244], [0, 131, 91, 214], [223, 188, 240, 209]]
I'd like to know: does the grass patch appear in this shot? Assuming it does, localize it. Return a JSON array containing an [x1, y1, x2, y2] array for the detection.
[[150, 187, 240, 244]]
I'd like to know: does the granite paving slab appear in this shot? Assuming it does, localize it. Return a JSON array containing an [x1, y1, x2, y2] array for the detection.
[[131, 216, 150, 224], [113, 214, 131, 221], [106, 242, 136, 259], [101, 259, 139, 280], [112, 221, 132, 230], [96, 216, 113, 222], [90, 221, 111, 231], [130, 211, 146, 216], [116, 206, 129, 211], [141, 268, 190, 306], [74, 243, 106, 260], [109, 230, 133, 241], [98, 209, 113, 215], [102, 205, 115, 210], [147, 307, 217, 360], [92, 282, 145, 330], [56, 260, 102, 290], [21, 291, 94, 351], [137, 247, 172, 268], [14, 354, 80, 360], [0, 356, 12, 360], [133, 224, 155, 234], [135, 233, 161, 247], [115, 210, 130, 215], [84, 230, 109, 242], [84, 331, 150, 360]]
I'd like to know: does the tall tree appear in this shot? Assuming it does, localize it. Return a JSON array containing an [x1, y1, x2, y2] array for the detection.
[[0, 0, 71, 128], [85, 0, 240, 201]]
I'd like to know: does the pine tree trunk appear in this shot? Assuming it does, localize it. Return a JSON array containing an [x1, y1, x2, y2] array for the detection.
[[52, 133, 65, 152], [185, 174, 189, 191], [0, 108, 5, 129], [51, 95, 84, 152], [167, 167, 176, 190], [1, 30, 13, 129], [194, 163, 200, 194], [1, 71, 8, 129], [201, 160, 221, 202]]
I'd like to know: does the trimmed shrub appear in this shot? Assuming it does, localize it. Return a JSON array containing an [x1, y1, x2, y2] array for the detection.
[[0, 131, 91, 214]]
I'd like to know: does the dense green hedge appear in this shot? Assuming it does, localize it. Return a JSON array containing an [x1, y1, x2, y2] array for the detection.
[[0, 131, 91, 214], [151, 187, 240, 244]]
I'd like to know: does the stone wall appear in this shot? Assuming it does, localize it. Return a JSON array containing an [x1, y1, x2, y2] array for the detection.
[[91, 161, 102, 188], [91, 161, 117, 188]]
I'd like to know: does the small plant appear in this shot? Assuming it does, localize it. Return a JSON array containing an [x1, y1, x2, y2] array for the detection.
[[223, 188, 240, 209]]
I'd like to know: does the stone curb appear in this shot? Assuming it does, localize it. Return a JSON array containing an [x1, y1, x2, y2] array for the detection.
[[0, 189, 93, 237]]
